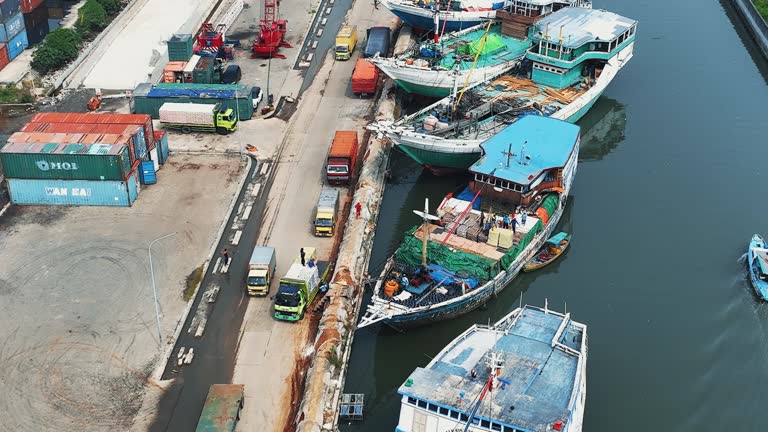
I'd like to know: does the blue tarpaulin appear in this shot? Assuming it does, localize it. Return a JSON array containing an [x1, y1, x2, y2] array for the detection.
[[146, 88, 240, 99], [455, 186, 482, 210]]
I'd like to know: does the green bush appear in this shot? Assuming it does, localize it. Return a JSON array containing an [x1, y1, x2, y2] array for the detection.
[[0, 85, 33, 104], [95, 0, 121, 16], [30, 28, 83, 74], [755, 0, 768, 21], [76, 0, 108, 35]]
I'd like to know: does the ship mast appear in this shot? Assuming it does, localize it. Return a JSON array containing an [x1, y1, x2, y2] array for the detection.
[[413, 198, 440, 267]]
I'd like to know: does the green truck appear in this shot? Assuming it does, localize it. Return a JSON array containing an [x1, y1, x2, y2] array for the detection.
[[195, 384, 245, 432], [274, 256, 325, 321], [158, 102, 238, 135]]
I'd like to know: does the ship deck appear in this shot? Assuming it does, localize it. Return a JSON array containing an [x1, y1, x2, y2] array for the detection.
[[435, 26, 531, 70], [398, 306, 585, 431]]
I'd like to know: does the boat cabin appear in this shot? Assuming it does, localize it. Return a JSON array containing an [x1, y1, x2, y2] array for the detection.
[[525, 7, 638, 88], [469, 115, 580, 207], [752, 248, 768, 281], [496, 0, 592, 39]]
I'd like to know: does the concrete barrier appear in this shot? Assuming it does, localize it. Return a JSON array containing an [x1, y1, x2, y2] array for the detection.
[[732, 0, 768, 59], [295, 85, 396, 432]]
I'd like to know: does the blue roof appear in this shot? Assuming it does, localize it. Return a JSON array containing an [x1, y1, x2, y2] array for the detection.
[[398, 306, 586, 432], [470, 116, 580, 185]]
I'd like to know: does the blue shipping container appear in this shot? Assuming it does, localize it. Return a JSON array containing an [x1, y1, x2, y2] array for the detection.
[[8, 172, 139, 207], [0, 12, 24, 42], [133, 127, 147, 160], [139, 160, 156, 185], [159, 133, 170, 164], [0, 0, 20, 21], [7, 29, 27, 61]]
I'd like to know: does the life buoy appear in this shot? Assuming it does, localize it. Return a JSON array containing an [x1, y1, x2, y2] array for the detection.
[[384, 280, 399, 297]]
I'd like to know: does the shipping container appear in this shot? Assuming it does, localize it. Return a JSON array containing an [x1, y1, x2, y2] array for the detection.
[[9, 129, 144, 163], [0, 141, 132, 181], [0, 43, 8, 71], [28, 113, 154, 155], [182, 55, 199, 83], [192, 57, 214, 84], [22, 3, 47, 45], [168, 33, 193, 62], [154, 130, 169, 164], [0, 0, 21, 21], [148, 145, 160, 171], [138, 160, 156, 185], [21, 0, 45, 14], [7, 29, 27, 61], [163, 61, 186, 83], [8, 171, 140, 207], [0, 12, 25, 42], [131, 83, 254, 119]]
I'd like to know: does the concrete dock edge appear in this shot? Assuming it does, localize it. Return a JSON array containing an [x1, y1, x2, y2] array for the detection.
[[732, 0, 768, 59]]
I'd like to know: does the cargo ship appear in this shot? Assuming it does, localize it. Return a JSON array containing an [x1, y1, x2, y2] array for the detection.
[[394, 304, 587, 432], [370, 0, 590, 97], [369, 7, 636, 174], [358, 116, 579, 329]]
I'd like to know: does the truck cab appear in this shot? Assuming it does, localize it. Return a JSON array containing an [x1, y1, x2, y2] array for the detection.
[[274, 264, 319, 321], [215, 107, 238, 133]]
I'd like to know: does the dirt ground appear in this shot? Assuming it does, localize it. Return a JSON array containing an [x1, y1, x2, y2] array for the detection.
[[0, 153, 245, 432]]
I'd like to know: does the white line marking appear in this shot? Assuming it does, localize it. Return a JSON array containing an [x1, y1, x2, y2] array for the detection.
[[251, 184, 261, 197], [242, 205, 252, 220], [316, 28, 323, 37], [325, 7, 331, 14], [307, 53, 314, 62], [232, 230, 243, 245], [321, 18, 327, 25], [312, 40, 318, 49], [222, 263, 230, 273], [213, 257, 222, 274], [260, 162, 270, 176], [237, 202, 244, 215]]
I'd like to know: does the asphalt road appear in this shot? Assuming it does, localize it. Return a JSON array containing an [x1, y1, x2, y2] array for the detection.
[[149, 156, 267, 432]]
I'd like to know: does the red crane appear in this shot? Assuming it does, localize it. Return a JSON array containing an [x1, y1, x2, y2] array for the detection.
[[252, 0, 291, 59], [194, 23, 226, 56]]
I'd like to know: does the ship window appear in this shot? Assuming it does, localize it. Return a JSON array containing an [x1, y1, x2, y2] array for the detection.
[[427, 403, 438, 412], [408, 397, 417, 405], [439, 407, 449, 416], [417, 400, 427, 409], [460, 413, 469, 422], [450, 410, 460, 419], [481, 420, 491, 428], [471, 418, 480, 426], [491, 423, 502, 431]]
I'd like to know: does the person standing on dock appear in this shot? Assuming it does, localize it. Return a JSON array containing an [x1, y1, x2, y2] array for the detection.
[[300, 248, 306, 266], [222, 248, 230, 266], [521, 212, 527, 227], [479, 212, 485, 227]]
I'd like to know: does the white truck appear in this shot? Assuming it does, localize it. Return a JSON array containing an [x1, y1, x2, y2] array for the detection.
[[158, 102, 238, 135], [246, 246, 276, 296]]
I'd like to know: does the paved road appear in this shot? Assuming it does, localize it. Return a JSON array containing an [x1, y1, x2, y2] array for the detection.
[[148, 157, 262, 432]]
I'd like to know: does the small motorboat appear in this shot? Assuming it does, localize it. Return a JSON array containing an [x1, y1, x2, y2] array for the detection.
[[523, 232, 571, 272], [747, 234, 768, 300]]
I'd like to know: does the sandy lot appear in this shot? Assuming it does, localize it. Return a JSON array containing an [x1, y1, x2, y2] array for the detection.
[[0, 154, 244, 432]]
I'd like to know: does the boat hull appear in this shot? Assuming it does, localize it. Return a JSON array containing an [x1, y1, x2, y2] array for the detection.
[[388, 42, 634, 174], [381, 0, 499, 32], [522, 237, 570, 272]]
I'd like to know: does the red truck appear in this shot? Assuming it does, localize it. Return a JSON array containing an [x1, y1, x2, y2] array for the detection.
[[326, 131, 359, 185], [351, 59, 379, 97]]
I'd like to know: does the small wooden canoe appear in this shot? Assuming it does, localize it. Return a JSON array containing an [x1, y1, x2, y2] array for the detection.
[[523, 232, 571, 272]]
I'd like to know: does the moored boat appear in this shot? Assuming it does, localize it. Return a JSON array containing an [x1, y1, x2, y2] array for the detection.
[[358, 116, 579, 329], [369, 7, 636, 175], [747, 234, 768, 300], [380, 0, 506, 33], [523, 231, 571, 272], [371, 0, 590, 97], [394, 304, 588, 432]]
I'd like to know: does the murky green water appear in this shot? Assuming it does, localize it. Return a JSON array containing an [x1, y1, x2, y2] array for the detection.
[[342, 0, 768, 430]]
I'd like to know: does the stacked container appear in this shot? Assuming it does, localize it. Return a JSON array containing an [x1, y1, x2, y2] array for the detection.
[[0, 141, 140, 206], [0, 0, 27, 63], [167, 34, 193, 62], [22, 0, 48, 46]]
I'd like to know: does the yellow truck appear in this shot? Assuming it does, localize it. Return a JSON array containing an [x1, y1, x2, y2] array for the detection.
[[314, 188, 339, 237], [335, 25, 358, 60]]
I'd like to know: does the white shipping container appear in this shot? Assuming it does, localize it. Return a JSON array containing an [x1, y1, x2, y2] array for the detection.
[[184, 55, 201, 73], [159, 103, 216, 125]]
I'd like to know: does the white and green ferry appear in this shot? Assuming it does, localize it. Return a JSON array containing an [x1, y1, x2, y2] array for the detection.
[[370, 0, 591, 98], [369, 7, 636, 174]]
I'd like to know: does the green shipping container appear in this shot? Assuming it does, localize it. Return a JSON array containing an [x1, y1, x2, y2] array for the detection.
[[168, 34, 194, 62], [193, 57, 214, 84], [0, 142, 133, 181], [132, 83, 254, 120]]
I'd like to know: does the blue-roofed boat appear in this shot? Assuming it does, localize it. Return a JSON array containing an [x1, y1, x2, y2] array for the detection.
[[395, 304, 587, 432], [747, 234, 768, 300], [358, 116, 579, 329], [369, 6, 636, 175], [370, 1, 590, 98]]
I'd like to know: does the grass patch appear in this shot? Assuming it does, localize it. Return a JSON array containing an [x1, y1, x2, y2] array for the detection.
[[755, 0, 768, 22], [326, 345, 343, 369], [183, 266, 204, 301], [0, 85, 34, 104]]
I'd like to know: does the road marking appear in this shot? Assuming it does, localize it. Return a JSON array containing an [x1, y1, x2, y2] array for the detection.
[[317, 28, 323, 37], [321, 17, 327, 25], [232, 230, 243, 245], [213, 257, 222, 274], [312, 40, 318, 49], [330, 0, 335, 4], [307, 53, 314, 62], [260, 162, 270, 176], [242, 205, 252, 220], [251, 183, 261, 197], [231, 217, 239, 229], [222, 263, 230, 273], [237, 202, 244, 215], [325, 7, 331, 14]]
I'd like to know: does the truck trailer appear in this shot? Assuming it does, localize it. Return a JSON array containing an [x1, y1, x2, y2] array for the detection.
[[326, 130, 359, 185], [246, 246, 276, 296], [314, 188, 339, 237], [158, 102, 238, 134]]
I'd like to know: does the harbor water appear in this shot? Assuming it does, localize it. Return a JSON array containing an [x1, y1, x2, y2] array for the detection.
[[342, 0, 768, 431]]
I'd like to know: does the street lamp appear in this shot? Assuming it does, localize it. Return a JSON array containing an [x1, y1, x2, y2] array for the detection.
[[148, 232, 177, 347]]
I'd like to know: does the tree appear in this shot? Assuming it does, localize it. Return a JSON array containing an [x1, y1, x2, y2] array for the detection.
[[95, 0, 121, 16], [30, 28, 83, 74], [76, 0, 108, 35]]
